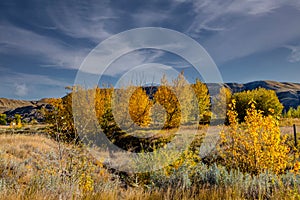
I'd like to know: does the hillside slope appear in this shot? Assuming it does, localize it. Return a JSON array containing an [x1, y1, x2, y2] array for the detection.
[[0, 98, 51, 123]]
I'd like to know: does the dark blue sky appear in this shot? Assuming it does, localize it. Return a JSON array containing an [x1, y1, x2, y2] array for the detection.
[[1, 0, 300, 100]]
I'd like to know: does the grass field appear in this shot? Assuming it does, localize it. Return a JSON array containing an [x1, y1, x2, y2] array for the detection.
[[0, 129, 299, 199]]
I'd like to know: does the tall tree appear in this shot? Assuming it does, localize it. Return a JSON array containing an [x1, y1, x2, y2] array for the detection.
[[191, 79, 211, 122], [129, 87, 153, 127], [171, 71, 196, 124], [212, 86, 232, 119], [154, 81, 181, 129]]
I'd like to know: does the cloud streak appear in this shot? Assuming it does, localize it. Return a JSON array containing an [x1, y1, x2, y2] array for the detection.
[[198, 5, 300, 63], [187, 0, 300, 35], [0, 22, 88, 69], [45, 0, 114, 42]]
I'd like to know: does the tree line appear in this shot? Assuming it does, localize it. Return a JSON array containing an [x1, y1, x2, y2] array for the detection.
[[44, 73, 284, 152]]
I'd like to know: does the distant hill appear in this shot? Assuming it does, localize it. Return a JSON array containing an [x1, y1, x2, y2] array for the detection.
[[0, 98, 52, 123], [0, 98, 33, 114], [145, 81, 300, 111]]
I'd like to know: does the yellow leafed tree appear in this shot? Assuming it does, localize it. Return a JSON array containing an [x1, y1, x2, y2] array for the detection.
[[154, 85, 181, 129], [212, 86, 232, 119], [129, 87, 153, 127], [94, 87, 113, 122], [171, 72, 195, 124], [191, 78, 211, 122]]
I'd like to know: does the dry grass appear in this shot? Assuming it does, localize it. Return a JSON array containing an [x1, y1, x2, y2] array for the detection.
[[280, 118, 300, 127], [0, 132, 299, 200], [0, 134, 119, 199]]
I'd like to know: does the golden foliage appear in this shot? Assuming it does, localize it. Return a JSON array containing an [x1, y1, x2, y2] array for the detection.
[[45, 96, 76, 142], [129, 87, 153, 127], [219, 100, 290, 174], [154, 85, 181, 129], [191, 79, 211, 122], [171, 72, 196, 124], [94, 87, 113, 122], [212, 86, 232, 119]]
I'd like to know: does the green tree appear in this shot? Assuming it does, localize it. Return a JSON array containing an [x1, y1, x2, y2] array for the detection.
[[0, 114, 7, 125], [284, 106, 300, 118], [150, 103, 166, 127], [14, 114, 22, 128], [232, 88, 283, 122], [112, 86, 136, 131]]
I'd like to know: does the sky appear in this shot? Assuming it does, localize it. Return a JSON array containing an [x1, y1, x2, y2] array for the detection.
[[1, 0, 300, 100]]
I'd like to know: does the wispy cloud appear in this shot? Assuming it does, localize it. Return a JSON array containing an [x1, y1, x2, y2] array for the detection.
[[0, 68, 69, 87], [186, 0, 300, 35], [195, 5, 300, 63], [131, 10, 171, 27], [0, 22, 88, 69], [285, 45, 300, 63], [45, 1, 114, 42], [14, 83, 28, 97], [90, 49, 167, 77]]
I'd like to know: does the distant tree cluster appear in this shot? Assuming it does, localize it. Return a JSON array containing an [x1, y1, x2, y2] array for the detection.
[[45, 73, 284, 152], [284, 106, 300, 118], [232, 88, 283, 122], [212, 87, 283, 123], [0, 113, 23, 128]]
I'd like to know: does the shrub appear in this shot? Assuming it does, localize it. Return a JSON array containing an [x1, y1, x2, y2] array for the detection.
[[219, 100, 289, 174]]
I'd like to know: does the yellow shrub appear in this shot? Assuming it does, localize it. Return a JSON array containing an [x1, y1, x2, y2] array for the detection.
[[219, 100, 289, 174], [163, 148, 200, 177], [78, 159, 95, 193]]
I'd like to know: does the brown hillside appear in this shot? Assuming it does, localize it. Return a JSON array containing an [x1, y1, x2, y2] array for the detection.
[[0, 98, 33, 114]]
